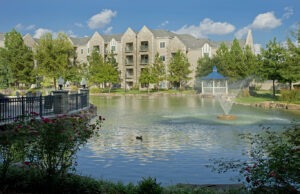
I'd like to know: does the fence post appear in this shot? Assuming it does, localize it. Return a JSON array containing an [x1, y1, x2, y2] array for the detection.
[[52, 90, 69, 114], [76, 93, 79, 110], [79, 88, 89, 108], [39, 95, 43, 117], [21, 96, 25, 120]]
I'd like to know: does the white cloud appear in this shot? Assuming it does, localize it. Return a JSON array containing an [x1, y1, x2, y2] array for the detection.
[[235, 26, 250, 39], [103, 26, 113, 34], [283, 7, 293, 19], [33, 28, 53, 38], [88, 9, 117, 29], [74, 22, 84, 28], [15, 23, 35, 31], [251, 12, 281, 29], [235, 11, 282, 39], [26, 25, 36, 30], [160, 20, 169, 27], [174, 18, 235, 38]]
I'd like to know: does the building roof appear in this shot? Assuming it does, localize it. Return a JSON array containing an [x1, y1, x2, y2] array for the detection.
[[102, 34, 122, 42], [150, 29, 176, 38], [201, 66, 227, 80], [69, 37, 90, 46], [0, 33, 5, 41], [176, 34, 209, 49]]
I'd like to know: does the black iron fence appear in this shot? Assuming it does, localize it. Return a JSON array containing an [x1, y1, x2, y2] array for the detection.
[[0, 92, 89, 124]]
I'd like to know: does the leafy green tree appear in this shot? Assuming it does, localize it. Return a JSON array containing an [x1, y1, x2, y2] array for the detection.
[[152, 53, 166, 90], [88, 50, 119, 92], [139, 67, 156, 93], [0, 48, 12, 88], [227, 39, 247, 80], [260, 38, 286, 97], [280, 25, 300, 90], [168, 50, 191, 89], [35, 32, 75, 89], [1, 29, 34, 88], [196, 55, 219, 78]]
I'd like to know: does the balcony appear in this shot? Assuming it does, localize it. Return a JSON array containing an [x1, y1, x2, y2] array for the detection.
[[125, 43, 134, 53], [125, 60, 134, 66], [140, 59, 149, 65], [140, 45, 149, 52]]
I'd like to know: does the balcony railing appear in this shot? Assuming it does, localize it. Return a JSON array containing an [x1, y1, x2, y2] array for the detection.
[[125, 47, 133, 53], [140, 46, 149, 52], [140, 60, 149, 65]]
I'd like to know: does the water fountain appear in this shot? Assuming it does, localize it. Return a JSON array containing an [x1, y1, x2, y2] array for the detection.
[[216, 79, 248, 120]]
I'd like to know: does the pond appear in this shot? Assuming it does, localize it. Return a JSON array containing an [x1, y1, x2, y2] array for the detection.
[[76, 95, 300, 186]]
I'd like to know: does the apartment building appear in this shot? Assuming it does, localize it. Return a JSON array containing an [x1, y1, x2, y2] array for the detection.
[[0, 26, 254, 89]]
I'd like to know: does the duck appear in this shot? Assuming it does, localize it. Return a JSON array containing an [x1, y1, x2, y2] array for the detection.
[[136, 136, 143, 141]]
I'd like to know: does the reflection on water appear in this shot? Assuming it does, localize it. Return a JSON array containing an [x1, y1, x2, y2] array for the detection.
[[76, 96, 300, 185]]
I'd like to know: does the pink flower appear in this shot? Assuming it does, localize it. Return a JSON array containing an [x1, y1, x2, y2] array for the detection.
[[42, 118, 52, 123], [24, 161, 30, 166]]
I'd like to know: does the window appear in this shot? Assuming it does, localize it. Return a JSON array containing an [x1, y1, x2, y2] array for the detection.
[[160, 42, 166, 48], [111, 45, 116, 52], [160, 55, 166, 61]]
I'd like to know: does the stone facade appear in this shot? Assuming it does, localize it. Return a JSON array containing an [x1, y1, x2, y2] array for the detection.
[[0, 27, 255, 89]]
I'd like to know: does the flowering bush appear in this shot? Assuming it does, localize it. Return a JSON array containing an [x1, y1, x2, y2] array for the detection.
[[0, 113, 103, 179], [210, 125, 300, 193]]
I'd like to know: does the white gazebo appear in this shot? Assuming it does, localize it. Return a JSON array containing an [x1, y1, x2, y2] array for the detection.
[[200, 66, 228, 95]]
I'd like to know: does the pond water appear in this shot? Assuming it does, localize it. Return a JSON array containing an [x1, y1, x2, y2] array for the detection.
[[76, 95, 300, 186]]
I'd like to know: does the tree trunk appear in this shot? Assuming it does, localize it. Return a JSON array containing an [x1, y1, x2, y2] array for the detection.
[[53, 77, 57, 90], [272, 79, 276, 98], [289, 81, 292, 90]]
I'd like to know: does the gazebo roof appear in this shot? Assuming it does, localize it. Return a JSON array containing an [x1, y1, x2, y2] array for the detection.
[[201, 66, 227, 80]]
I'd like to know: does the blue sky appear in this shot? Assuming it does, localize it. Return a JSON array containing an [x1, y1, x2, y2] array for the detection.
[[0, 0, 299, 46]]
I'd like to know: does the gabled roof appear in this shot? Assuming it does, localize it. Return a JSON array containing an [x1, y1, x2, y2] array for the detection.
[[150, 29, 176, 38], [102, 34, 122, 42], [176, 34, 209, 49], [69, 37, 90, 46], [0, 33, 5, 41], [201, 66, 227, 80]]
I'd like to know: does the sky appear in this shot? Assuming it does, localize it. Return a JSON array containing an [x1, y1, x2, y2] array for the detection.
[[0, 0, 299, 47]]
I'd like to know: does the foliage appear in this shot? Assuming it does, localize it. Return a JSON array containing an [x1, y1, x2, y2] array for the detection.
[[260, 38, 286, 98], [280, 24, 300, 90], [0, 29, 34, 88], [280, 89, 300, 103], [0, 113, 103, 180], [210, 125, 300, 193], [35, 32, 76, 89], [88, 50, 119, 92], [168, 50, 191, 89], [137, 177, 163, 194], [152, 53, 166, 90], [139, 67, 156, 93]]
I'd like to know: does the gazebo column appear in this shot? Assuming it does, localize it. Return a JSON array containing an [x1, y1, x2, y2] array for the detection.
[[201, 81, 204, 94], [225, 80, 228, 95], [213, 80, 215, 95]]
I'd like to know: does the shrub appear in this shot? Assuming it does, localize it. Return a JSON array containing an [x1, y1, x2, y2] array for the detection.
[[280, 89, 300, 103], [210, 125, 300, 193], [0, 113, 103, 180], [89, 87, 101, 94], [137, 177, 163, 194]]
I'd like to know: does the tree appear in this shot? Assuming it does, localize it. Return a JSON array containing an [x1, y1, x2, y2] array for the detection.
[[88, 50, 119, 92], [228, 39, 247, 80], [168, 50, 191, 89], [0, 48, 12, 88], [1, 29, 34, 88], [88, 50, 105, 87], [260, 38, 286, 98], [280, 24, 300, 90], [139, 67, 156, 93], [35, 32, 75, 89], [152, 53, 166, 90], [196, 55, 219, 78]]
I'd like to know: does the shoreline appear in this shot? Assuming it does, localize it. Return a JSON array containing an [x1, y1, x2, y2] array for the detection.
[[90, 92, 300, 111]]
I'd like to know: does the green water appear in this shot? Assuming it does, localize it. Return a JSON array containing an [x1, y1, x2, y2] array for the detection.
[[76, 95, 300, 186]]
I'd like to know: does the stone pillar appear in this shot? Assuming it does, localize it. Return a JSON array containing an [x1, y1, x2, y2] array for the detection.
[[52, 90, 69, 114], [79, 88, 89, 108]]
